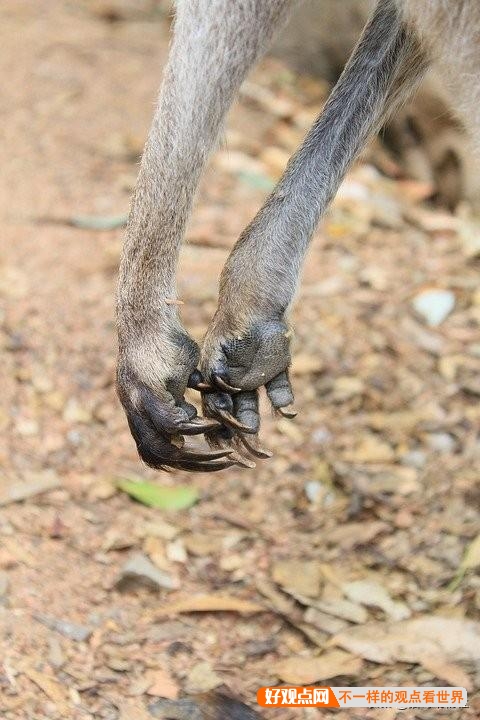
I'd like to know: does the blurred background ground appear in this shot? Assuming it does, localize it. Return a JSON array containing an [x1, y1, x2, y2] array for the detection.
[[0, 1, 479, 718]]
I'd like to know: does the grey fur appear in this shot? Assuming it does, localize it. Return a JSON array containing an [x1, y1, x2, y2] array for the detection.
[[117, 0, 479, 469]]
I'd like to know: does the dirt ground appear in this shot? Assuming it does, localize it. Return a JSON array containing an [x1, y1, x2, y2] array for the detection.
[[0, 2, 479, 719]]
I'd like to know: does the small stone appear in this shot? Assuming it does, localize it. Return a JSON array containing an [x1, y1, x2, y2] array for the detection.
[[412, 288, 455, 327], [15, 418, 39, 437], [116, 552, 179, 592], [63, 399, 93, 424], [272, 560, 323, 598], [34, 613, 93, 642], [185, 661, 222, 694], [333, 375, 365, 402], [344, 435, 395, 464], [166, 539, 187, 564], [0, 471, 61, 506], [304, 480, 323, 503], [31, 370, 53, 394], [400, 449, 427, 469], [139, 519, 180, 541], [107, 657, 132, 672], [425, 432, 456, 453], [183, 533, 220, 557], [48, 638, 65, 669], [311, 427, 332, 445], [88, 479, 116, 501]]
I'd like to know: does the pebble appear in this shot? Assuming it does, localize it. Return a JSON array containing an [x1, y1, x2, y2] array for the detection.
[[425, 432, 456, 453], [185, 661, 222, 694], [412, 288, 456, 327], [400, 449, 427, 469], [34, 613, 93, 642], [0, 471, 61, 506], [15, 419, 39, 437], [48, 637, 65, 669], [304, 480, 323, 503], [116, 552, 179, 592], [311, 427, 332, 445], [63, 398, 93, 424]]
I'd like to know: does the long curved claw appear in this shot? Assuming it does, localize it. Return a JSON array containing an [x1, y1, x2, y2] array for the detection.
[[175, 446, 234, 462], [277, 405, 297, 419], [187, 369, 212, 391], [213, 374, 241, 393], [170, 457, 239, 472], [217, 409, 257, 434], [179, 417, 221, 435], [227, 449, 256, 469], [236, 434, 273, 459]]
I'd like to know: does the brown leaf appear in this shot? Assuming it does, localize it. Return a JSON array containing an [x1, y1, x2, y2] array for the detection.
[[156, 594, 264, 617], [0, 471, 61, 506], [419, 655, 473, 692], [22, 667, 69, 714], [119, 700, 152, 720], [274, 649, 362, 684], [146, 668, 179, 699], [326, 521, 389, 551], [272, 560, 323, 598], [342, 580, 411, 621], [185, 662, 222, 694], [295, 595, 368, 624], [332, 615, 480, 664]]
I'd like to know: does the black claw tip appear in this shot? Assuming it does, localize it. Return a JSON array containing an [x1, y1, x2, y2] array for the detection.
[[180, 417, 221, 435], [277, 406, 297, 419], [237, 434, 273, 459], [213, 374, 241, 393], [217, 409, 256, 434]]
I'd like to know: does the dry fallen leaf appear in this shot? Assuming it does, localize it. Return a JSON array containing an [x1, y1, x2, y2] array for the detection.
[[344, 436, 395, 463], [156, 594, 264, 617], [272, 559, 323, 598], [332, 615, 480, 664], [419, 655, 473, 692], [274, 649, 362, 684], [326, 521, 389, 551], [296, 595, 368, 624], [119, 700, 152, 720], [185, 662, 222, 694], [342, 579, 411, 621], [146, 668, 179, 699], [0, 471, 61, 506], [22, 666, 69, 714]]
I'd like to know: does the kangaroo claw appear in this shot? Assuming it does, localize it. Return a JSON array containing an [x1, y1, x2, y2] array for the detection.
[[213, 374, 242, 393]]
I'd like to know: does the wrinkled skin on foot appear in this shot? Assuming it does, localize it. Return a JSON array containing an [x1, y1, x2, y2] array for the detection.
[[117, 320, 239, 472], [200, 312, 296, 458]]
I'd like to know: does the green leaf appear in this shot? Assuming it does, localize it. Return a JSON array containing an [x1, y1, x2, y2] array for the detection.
[[117, 478, 199, 511], [449, 534, 480, 591]]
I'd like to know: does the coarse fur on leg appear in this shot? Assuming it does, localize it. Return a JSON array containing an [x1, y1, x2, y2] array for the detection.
[[116, 0, 295, 471], [398, 0, 480, 150], [201, 0, 431, 448]]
